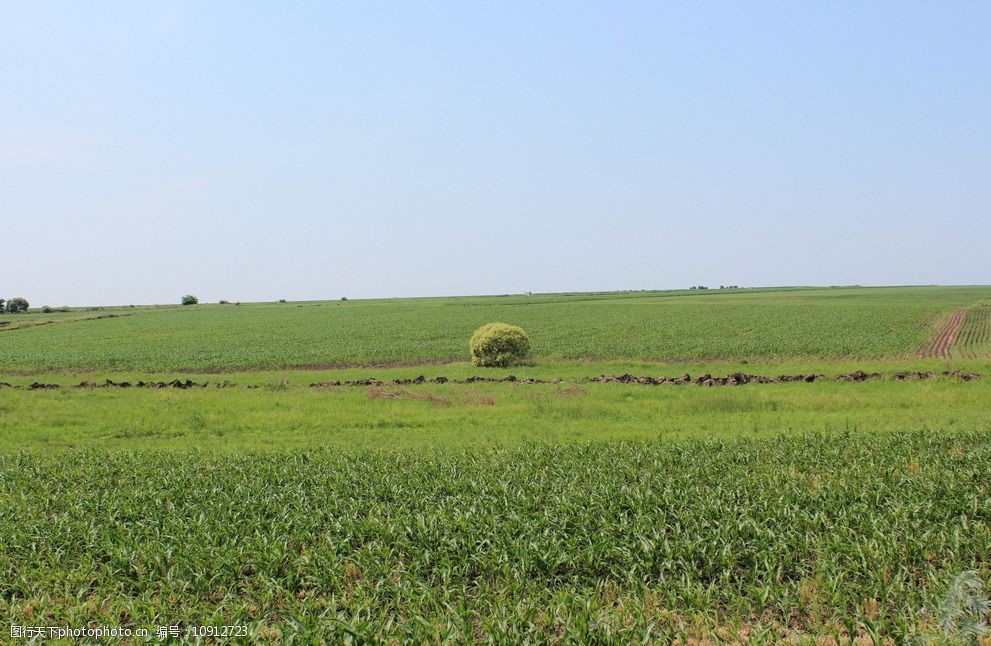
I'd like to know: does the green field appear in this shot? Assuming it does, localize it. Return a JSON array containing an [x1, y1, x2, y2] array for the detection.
[[1, 373, 989, 452], [3, 431, 989, 642], [2, 286, 991, 642], [958, 304, 991, 358], [2, 285, 990, 372]]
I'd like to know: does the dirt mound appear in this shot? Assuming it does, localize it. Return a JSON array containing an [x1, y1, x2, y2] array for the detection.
[[777, 374, 826, 383], [310, 375, 551, 388], [3, 370, 982, 393], [74, 379, 217, 389], [591, 373, 692, 385], [311, 378, 380, 387], [590, 373, 826, 386], [464, 375, 552, 384], [894, 370, 980, 382], [943, 370, 981, 381], [836, 370, 882, 382]]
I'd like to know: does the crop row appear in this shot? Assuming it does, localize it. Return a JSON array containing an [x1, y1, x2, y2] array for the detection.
[[956, 305, 991, 358], [2, 430, 989, 641]]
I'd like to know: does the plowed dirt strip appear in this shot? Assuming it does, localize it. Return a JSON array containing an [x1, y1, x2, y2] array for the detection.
[[917, 308, 968, 358]]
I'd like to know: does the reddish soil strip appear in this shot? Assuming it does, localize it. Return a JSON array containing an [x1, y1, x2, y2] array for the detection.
[[917, 308, 968, 359]]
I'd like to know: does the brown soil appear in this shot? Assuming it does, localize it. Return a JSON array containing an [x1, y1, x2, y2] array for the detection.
[[366, 387, 453, 406], [4, 371, 979, 392], [73, 379, 233, 389], [593, 372, 826, 385], [917, 308, 968, 358]]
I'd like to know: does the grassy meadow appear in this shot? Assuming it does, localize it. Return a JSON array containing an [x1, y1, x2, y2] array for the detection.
[[2, 285, 991, 642], [0, 370, 989, 451]]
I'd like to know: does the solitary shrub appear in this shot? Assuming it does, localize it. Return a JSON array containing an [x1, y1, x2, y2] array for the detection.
[[181, 295, 199, 306], [6, 297, 29, 313], [41, 305, 54, 313], [469, 322, 531, 367]]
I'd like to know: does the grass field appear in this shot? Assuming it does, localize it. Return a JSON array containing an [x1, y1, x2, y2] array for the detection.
[[2, 285, 990, 372], [2, 286, 991, 642], [1, 373, 989, 451]]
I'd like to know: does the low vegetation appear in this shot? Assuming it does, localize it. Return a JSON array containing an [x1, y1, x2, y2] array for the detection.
[[0, 373, 986, 450], [1, 286, 989, 372], [1, 430, 988, 642], [469, 322, 531, 367]]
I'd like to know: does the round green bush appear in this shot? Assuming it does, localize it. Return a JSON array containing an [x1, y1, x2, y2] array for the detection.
[[469, 322, 531, 367]]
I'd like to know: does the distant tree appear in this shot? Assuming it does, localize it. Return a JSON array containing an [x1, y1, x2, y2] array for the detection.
[[41, 305, 54, 313], [181, 295, 199, 306], [0, 298, 5, 312], [278, 299, 287, 303], [6, 297, 29, 313], [219, 300, 230, 305], [341, 296, 348, 301]]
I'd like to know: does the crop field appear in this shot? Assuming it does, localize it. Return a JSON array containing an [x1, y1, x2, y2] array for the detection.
[[956, 304, 991, 359], [1, 285, 990, 372], [2, 431, 989, 642], [2, 285, 991, 642]]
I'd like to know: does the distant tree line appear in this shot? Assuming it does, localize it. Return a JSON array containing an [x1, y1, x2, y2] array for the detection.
[[2, 297, 30, 313]]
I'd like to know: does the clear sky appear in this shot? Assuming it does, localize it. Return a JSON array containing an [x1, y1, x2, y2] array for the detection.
[[2, 2, 989, 306]]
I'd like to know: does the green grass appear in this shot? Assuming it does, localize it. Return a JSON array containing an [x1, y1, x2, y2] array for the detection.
[[2, 430, 989, 642], [1, 285, 990, 372], [0, 375, 989, 451]]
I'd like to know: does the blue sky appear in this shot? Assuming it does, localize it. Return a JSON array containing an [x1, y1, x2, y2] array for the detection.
[[2, 2, 989, 305]]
